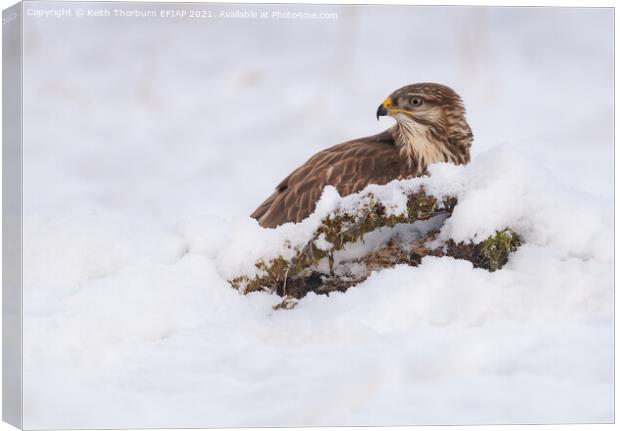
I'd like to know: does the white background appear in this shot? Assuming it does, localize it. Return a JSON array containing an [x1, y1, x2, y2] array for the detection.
[[0, 0, 617, 430]]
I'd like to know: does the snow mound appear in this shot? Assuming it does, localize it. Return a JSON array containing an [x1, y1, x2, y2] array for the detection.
[[217, 146, 611, 284], [23, 148, 613, 427]]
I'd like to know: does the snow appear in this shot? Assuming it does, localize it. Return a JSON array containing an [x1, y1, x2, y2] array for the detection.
[[19, 3, 613, 428]]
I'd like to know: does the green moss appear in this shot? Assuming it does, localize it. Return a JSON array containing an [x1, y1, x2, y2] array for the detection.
[[406, 191, 438, 219], [231, 190, 455, 297], [230, 256, 291, 294], [481, 228, 522, 271], [313, 189, 445, 254], [229, 189, 522, 302]]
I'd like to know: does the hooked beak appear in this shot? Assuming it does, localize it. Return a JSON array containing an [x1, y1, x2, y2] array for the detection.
[[376, 104, 388, 120], [376, 97, 393, 120]]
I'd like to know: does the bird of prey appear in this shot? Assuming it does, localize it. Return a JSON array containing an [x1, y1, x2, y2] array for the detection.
[[251, 82, 473, 228]]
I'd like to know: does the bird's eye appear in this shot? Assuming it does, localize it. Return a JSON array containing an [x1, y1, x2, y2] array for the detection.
[[410, 97, 424, 107]]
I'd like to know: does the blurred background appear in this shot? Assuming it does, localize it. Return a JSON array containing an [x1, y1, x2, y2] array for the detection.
[[23, 3, 613, 222], [18, 3, 614, 427]]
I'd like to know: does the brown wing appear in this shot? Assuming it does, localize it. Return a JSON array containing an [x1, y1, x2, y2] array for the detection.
[[251, 130, 401, 228]]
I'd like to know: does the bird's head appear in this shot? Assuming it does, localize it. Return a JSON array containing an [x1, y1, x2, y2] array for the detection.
[[376, 82, 470, 139]]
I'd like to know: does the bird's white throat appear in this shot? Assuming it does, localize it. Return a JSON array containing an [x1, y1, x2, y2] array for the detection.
[[393, 117, 447, 173]]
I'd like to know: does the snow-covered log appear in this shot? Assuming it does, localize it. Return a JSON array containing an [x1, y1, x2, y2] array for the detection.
[[230, 185, 521, 303]]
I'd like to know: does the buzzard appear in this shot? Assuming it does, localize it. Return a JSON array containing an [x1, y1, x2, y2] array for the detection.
[[251, 83, 473, 228]]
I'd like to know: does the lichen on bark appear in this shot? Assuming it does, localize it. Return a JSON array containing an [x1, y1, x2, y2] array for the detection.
[[229, 187, 521, 306]]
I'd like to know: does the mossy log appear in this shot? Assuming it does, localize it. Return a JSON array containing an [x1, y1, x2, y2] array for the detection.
[[230, 188, 521, 305]]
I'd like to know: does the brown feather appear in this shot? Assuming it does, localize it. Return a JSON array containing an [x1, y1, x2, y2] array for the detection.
[[252, 83, 472, 228], [253, 131, 400, 228]]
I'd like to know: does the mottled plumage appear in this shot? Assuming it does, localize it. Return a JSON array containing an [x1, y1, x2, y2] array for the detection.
[[252, 83, 473, 228]]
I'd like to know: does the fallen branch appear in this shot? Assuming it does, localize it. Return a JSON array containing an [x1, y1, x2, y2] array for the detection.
[[230, 187, 521, 306]]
